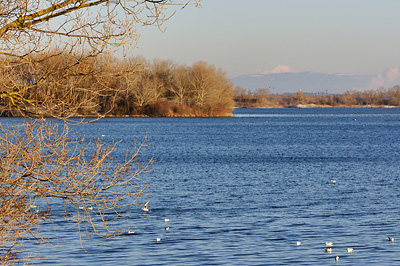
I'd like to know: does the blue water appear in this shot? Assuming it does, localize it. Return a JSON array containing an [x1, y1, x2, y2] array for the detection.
[[6, 108, 400, 265]]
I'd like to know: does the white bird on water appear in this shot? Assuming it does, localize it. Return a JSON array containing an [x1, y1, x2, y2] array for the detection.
[[164, 218, 170, 223], [296, 241, 301, 246], [347, 247, 354, 253], [388, 237, 394, 242], [324, 247, 332, 253], [335, 256, 339, 262], [326, 242, 333, 247], [156, 238, 161, 243], [142, 201, 149, 212], [330, 179, 337, 183], [128, 230, 136, 234], [165, 226, 170, 231]]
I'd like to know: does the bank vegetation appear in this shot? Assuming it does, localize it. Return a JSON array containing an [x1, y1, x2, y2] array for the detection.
[[1, 54, 234, 118], [234, 86, 400, 108]]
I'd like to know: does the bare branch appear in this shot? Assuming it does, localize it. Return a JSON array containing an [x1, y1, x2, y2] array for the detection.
[[0, 120, 153, 261]]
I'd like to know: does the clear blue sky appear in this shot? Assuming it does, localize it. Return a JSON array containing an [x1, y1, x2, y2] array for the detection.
[[136, 0, 400, 81]]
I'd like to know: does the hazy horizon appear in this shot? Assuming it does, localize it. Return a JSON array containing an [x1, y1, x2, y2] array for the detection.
[[135, 0, 400, 93], [231, 68, 399, 94]]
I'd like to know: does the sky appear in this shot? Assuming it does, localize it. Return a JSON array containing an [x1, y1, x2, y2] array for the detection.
[[135, 0, 400, 89]]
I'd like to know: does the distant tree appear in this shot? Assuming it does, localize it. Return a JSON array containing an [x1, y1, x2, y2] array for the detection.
[[255, 88, 270, 96], [153, 58, 175, 93], [170, 65, 191, 105], [187, 61, 215, 108], [376, 87, 389, 105], [233, 86, 247, 101], [254, 88, 270, 106], [187, 61, 234, 115], [361, 89, 377, 105], [387, 85, 400, 106], [212, 69, 235, 115], [122, 69, 166, 113], [341, 90, 358, 106], [294, 89, 305, 104]]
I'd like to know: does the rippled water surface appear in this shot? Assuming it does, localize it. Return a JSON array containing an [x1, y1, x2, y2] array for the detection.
[[12, 108, 400, 265]]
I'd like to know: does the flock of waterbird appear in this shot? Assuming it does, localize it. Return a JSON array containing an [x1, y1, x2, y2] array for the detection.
[[325, 179, 396, 261], [136, 200, 170, 243], [139, 196, 396, 261], [296, 235, 395, 262]]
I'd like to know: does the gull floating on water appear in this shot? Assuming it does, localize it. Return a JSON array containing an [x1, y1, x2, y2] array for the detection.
[[79, 206, 93, 210], [128, 230, 136, 234], [142, 201, 149, 212], [330, 180, 337, 183], [335, 256, 339, 262], [165, 226, 170, 231], [326, 242, 333, 246], [164, 218, 170, 223], [156, 238, 161, 243], [347, 247, 354, 253], [388, 237, 394, 242], [296, 241, 301, 246], [324, 247, 332, 253]]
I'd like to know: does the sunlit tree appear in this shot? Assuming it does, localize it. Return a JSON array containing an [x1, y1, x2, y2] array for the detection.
[[0, 0, 200, 118], [0, 0, 201, 263], [187, 61, 234, 114], [170, 65, 190, 105]]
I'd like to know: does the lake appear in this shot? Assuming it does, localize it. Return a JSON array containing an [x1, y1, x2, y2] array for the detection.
[[8, 108, 400, 265]]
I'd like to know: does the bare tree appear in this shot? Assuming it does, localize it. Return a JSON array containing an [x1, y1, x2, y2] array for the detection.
[[187, 61, 234, 114], [170, 65, 190, 105], [121, 64, 165, 112], [0, 0, 201, 263], [387, 85, 400, 106], [152, 58, 175, 92], [340, 90, 358, 106], [0, 0, 201, 118], [0, 120, 153, 262], [187, 61, 216, 108]]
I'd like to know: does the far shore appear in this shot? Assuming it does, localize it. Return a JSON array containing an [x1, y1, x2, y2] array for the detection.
[[235, 104, 399, 109], [290, 103, 398, 108]]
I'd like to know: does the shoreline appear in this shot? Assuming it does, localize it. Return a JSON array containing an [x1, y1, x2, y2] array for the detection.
[[1, 106, 398, 119]]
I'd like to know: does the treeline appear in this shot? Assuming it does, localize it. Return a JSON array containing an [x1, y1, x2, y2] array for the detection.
[[111, 57, 235, 117], [234, 86, 400, 108], [4, 49, 399, 118], [0, 53, 235, 117]]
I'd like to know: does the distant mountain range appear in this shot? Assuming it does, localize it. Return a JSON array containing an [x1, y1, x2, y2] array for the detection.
[[231, 72, 374, 94]]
